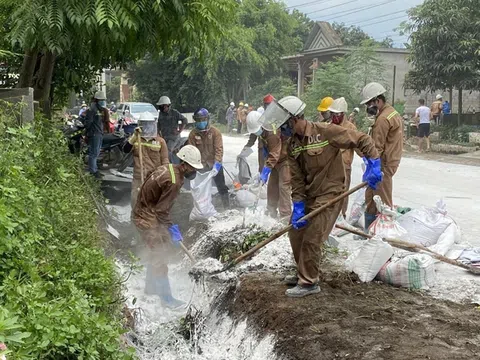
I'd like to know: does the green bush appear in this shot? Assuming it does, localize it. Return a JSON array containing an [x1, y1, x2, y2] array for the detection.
[[0, 105, 132, 359]]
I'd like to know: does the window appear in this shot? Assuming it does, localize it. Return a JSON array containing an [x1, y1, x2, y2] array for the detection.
[[131, 104, 157, 114]]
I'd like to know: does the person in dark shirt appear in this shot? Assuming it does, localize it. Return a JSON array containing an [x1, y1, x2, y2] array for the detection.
[[156, 96, 187, 163], [85, 91, 110, 178]]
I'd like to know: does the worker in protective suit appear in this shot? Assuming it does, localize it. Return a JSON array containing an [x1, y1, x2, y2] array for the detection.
[[348, 107, 360, 125], [360, 82, 403, 231], [236, 102, 248, 134], [262, 96, 381, 297], [133, 145, 203, 309], [328, 98, 363, 218], [187, 108, 230, 209], [156, 95, 188, 163], [317, 96, 334, 122], [245, 110, 291, 219], [123, 112, 169, 210]]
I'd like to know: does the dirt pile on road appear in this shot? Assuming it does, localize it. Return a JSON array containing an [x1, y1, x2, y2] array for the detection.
[[230, 267, 480, 360]]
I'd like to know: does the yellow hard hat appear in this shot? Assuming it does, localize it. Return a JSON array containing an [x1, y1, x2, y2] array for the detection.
[[239, 102, 244, 106], [317, 97, 334, 112]]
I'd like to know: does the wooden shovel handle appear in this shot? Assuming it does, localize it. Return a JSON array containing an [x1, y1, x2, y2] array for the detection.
[[221, 182, 368, 272]]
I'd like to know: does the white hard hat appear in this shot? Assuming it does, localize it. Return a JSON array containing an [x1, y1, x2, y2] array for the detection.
[[328, 97, 348, 113], [436, 94, 443, 100], [94, 91, 106, 100], [244, 103, 249, 107], [278, 96, 306, 117], [246, 111, 263, 134], [111, 101, 114, 105], [360, 82, 387, 104], [177, 145, 203, 170], [257, 106, 265, 114], [230, 102, 235, 106], [157, 96, 171, 106], [353, 107, 360, 113]]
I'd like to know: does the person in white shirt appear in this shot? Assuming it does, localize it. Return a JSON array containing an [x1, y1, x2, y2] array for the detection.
[[414, 98, 431, 152]]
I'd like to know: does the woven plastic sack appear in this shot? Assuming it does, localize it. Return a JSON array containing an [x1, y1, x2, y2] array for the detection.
[[347, 186, 366, 227], [345, 235, 394, 282], [376, 254, 436, 289], [235, 189, 257, 208], [189, 170, 217, 222], [369, 196, 409, 239]]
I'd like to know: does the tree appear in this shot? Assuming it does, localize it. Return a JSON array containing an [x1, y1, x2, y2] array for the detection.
[[4, 0, 236, 115], [332, 23, 394, 48], [400, 0, 480, 124]]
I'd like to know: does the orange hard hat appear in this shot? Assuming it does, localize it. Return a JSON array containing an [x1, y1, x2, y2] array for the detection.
[[317, 97, 334, 112], [263, 94, 275, 104]]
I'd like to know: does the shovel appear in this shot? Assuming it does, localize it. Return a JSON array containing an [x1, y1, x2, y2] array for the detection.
[[210, 181, 368, 275], [223, 167, 242, 190], [335, 225, 480, 275]]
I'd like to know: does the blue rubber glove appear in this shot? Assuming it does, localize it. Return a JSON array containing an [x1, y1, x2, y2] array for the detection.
[[212, 161, 222, 176], [291, 201, 308, 230], [168, 224, 183, 247], [362, 157, 383, 190], [260, 166, 271, 184]]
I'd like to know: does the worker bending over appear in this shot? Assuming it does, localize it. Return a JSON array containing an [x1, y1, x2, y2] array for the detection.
[[133, 145, 202, 308], [187, 108, 230, 209], [245, 110, 291, 219], [328, 98, 363, 218], [123, 112, 169, 210], [263, 96, 381, 298], [360, 82, 403, 231]]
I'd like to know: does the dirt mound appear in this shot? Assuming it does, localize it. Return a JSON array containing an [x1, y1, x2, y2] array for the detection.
[[230, 269, 480, 360]]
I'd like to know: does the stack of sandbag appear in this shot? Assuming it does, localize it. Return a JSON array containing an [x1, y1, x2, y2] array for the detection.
[[376, 254, 437, 289], [345, 235, 394, 282], [396, 199, 460, 256]]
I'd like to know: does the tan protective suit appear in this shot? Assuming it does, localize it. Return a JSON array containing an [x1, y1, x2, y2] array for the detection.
[[130, 136, 169, 209], [340, 120, 363, 217], [289, 122, 379, 286], [133, 164, 185, 275], [365, 104, 403, 215], [187, 126, 223, 169], [257, 130, 291, 218]]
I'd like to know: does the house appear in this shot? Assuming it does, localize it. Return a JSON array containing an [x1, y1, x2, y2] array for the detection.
[[282, 21, 480, 115]]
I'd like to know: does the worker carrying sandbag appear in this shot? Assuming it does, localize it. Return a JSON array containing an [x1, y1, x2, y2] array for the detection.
[[123, 112, 169, 210], [132, 145, 203, 309], [187, 108, 230, 209], [244, 110, 291, 219], [360, 82, 404, 231], [262, 95, 382, 298]]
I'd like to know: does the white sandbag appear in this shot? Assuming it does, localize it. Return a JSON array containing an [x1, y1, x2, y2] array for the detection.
[[369, 196, 409, 239], [235, 189, 257, 208], [189, 170, 217, 222], [377, 254, 436, 290], [429, 222, 461, 256], [347, 185, 366, 227], [345, 235, 394, 282], [330, 214, 350, 237], [397, 199, 457, 248]]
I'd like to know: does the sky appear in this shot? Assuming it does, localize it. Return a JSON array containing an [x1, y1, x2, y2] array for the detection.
[[284, 0, 424, 47]]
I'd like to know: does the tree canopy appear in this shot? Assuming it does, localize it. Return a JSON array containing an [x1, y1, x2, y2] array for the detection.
[[332, 23, 393, 48]]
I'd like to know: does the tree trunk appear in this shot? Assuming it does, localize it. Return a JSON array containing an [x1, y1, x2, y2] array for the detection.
[[17, 49, 39, 88], [33, 51, 56, 118], [457, 88, 463, 126]]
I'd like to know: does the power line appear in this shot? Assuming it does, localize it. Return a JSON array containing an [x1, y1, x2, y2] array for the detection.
[[310, 0, 397, 21], [360, 14, 409, 28], [306, 0, 358, 15], [344, 8, 410, 26], [286, 0, 332, 10]]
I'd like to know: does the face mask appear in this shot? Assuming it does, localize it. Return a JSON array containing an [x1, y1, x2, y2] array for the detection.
[[366, 105, 378, 116], [98, 100, 106, 108], [195, 121, 208, 130], [255, 128, 263, 136], [185, 171, 197, 180], [331, 113, 344, 125], [280, 122, 293, 137]]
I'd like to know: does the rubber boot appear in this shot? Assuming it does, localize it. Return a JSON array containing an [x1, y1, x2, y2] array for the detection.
[[155, 276, 186, 309], [364, 213, 377, 234], [285, 284, 321, 298], [144, 264, 156, 295], [221, 193, 230, 210]]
